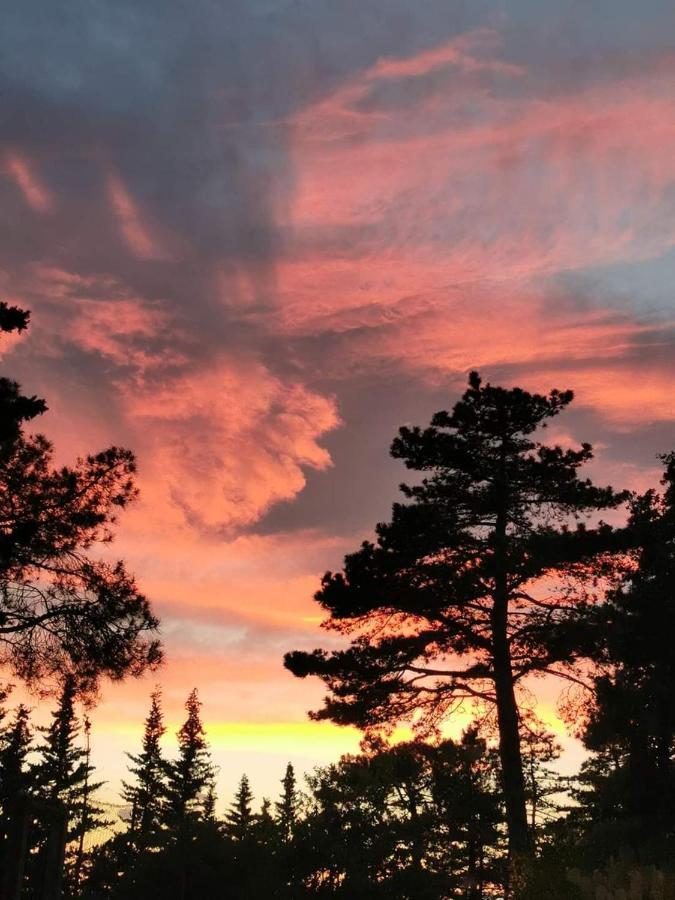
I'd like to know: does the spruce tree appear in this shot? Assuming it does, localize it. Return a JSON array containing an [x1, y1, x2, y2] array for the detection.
[[0, 702, 33, 804], [226, 774, 254, 841], [163, 689, 215, 831], [286, 372, 627, 864], [0, 703, 33, 875], [256, 796, 278, 846], [122, 689, 167, 849], [275, 762, 299, 841], [32, 677, 106, 892], [202, 782, 217, 823]]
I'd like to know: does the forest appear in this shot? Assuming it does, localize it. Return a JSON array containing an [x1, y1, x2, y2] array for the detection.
[[1, 302, 674, 899]]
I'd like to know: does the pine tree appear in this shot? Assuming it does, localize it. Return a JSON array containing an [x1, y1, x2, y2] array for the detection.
[[0, 301, 45, 448], [226, 774, 254, 841], [0, 704, 33, 876], [0, 302, 160, 694], [202, 782, 218, 823], [0, 702, 33, 805], [275, 762, 299, 842], [34, 677, 88, 805], [163, 689, 214, 831], [286, 372, 628, 865], [256, 796, 278, 846], [32, 677, 106, 893], [122, 689, 167, 849], [580, 453, 675, 842]]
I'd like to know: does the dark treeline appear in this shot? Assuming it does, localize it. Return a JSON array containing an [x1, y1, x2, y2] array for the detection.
[[1, 305, 675, 898]]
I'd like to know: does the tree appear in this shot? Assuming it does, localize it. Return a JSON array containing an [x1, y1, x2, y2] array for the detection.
[[0, 301, 45, 447], [579, 453, 675, 846], [164, 689, 215, 830], [0, 702, 33, 875], [275, 762, 299, 842], [293, 735, 503, 898], [0, 302, 161, 693], [226, 774, 255, 841], [256, 796, 278, 846], [31, 676, 107, 894], [122, 689, 167, 849], [286, 372, 627, 865]]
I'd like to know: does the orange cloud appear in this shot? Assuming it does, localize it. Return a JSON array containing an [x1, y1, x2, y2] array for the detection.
[[121, 359, 340, 531], [534, 362, 675, 428]]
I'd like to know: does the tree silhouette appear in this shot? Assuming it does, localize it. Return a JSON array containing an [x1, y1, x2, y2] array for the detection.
[[31, 676, 107, 893], [0, 303, 161, 692], [226, 774, 255, 841], [0, 701, 33, 878], [275, 762, 299, 842], [286, 372, 627, 865], [0, 301, 45, 446], [163, 689, 215, 831], [580, 453, 675, 845], [122, 689, 167, 850]]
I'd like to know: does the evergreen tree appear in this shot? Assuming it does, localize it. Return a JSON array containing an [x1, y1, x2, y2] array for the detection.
[[0, 301, 45, 448], [202, 783, 218, 824], [163, 689, 214, 830], [31, 676, 107, 894], [122, 689, 167, 849], [0, 703, 33, 876], [0, 302, 161, 693], [0, 702, 33, 802], [286, 372, 627, 865], [256, 797, 278, 845], [580, 453, 675, 847], [275, 762, 299, 842], [226, 774, 254, 841]]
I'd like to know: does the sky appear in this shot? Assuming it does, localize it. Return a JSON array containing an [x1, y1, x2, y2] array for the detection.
[[1, 0, 675, 812]]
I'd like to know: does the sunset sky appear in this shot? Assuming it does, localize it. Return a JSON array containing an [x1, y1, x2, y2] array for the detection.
[[2, 1, 675, 809]]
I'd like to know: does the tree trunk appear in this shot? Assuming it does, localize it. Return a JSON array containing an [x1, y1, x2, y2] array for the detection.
[[491, 461, 532, 882], [493, 654, 531, 859]]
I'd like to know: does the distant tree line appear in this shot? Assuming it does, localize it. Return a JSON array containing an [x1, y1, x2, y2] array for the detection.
[[1, 305, 675, 897]]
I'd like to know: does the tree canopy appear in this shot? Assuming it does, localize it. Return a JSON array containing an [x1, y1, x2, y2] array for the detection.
[[286, 371, 628, 859], [0, 302, 161, 692]]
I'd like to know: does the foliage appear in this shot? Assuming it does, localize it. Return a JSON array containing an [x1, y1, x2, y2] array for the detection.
[[122, 688, 166, 850], [163, 689, 216, 832], [286, 371, 628, 858], [0, 302, 161, 693], [575, 455, 675, 854]]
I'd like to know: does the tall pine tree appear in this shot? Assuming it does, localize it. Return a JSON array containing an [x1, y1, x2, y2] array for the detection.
[[163, 689, 215, 831], [275, 763, 299, 842], [286, 372, 627, 865], [122, 689, 167, 849], [32, 676, 106, 894]]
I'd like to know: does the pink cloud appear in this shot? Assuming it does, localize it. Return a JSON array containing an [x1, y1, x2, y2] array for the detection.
[[277, 43, 675, 342], [534, 362, 675, 428], [4, 151, 54, 213], [106, 171, 167, 260], [370, 29, 525, 81], [122, 359, 340, 531]]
